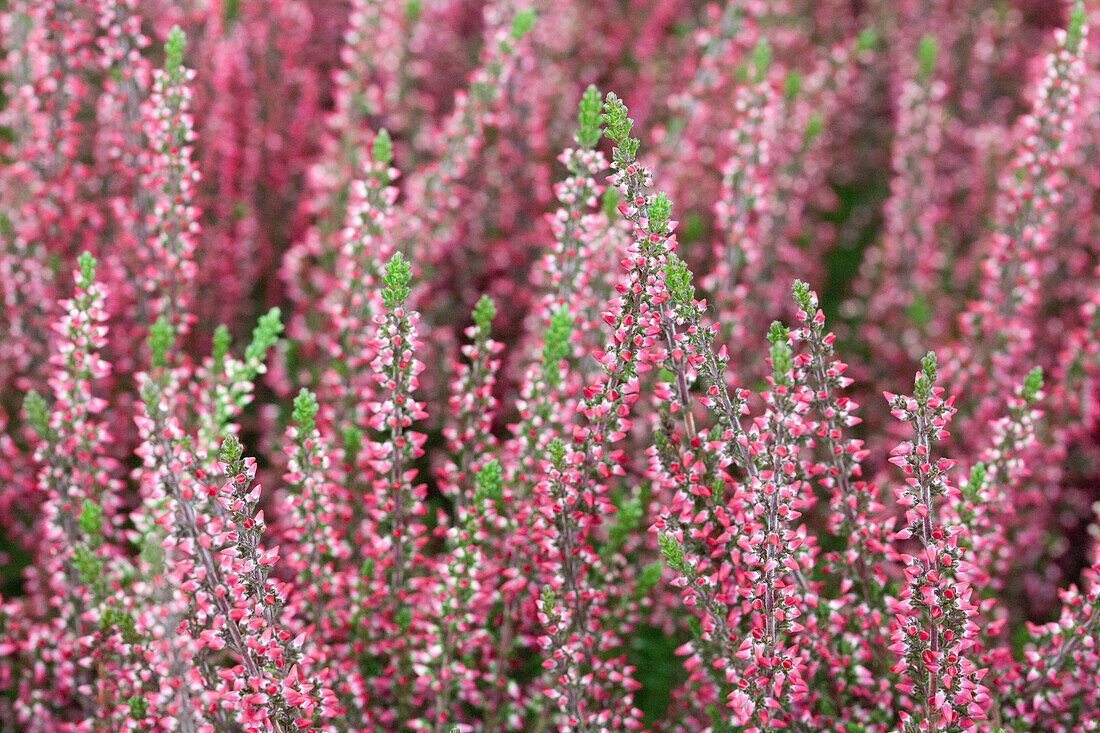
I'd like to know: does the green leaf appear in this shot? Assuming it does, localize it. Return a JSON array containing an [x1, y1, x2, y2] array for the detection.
[[211, 324, 230, 365], [148, 316, 175, 370], [72, 544, 102, 587], [682, 213, 704, 244], [475, 458, 504, 508], [601, 92, 634, 144], [665, 254, 694, 307], [101, 605, 138, 642], [1023, 366, 1044, 404], [511, 9, 536, 39], [472, 294, 496, 333], [372, 128, 393, 166], [607, 494, 642, 556], [77, 251, 97, 285], [918, 35, 937, 81], [784, 70, 802, 100], [636, 561, 663, 596], [548, 437, 566, 471], [575, 84, 603, 149], [165, 25, 186, 72], [687, 615, 702, 639], [381, 252, 412, 309], [804, 113, 823, 142], [542, 308, 573, 387], [658, 532, 688, 574], [601, 187, 619, 219], [767, 321, 792, 381], [23, 390, 51, 440], [223, 0, 239, 25], [78, 499, 104, 541], [750, 38, 772, 81], [962, 462, 987, 501], [395, 606, 413, 632], [647, 192, 672, 237], [1068, 1, 1086, 53], [915, 351, 938, 401], [292, 388, 319, 436], [139, 529, 164, 573], [218, 434, 244, 467], [856, 27, 878, 53], [244, 308, 283, 366], [342, 426, 363, 464], [127, 696, 149, 722], [767, 321, 788, 347], [906, 294, 931, 326], [792, 279, 815, 313]]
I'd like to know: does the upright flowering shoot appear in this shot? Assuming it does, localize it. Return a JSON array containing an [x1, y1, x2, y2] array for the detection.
[[1021, 500, 1100, 728], [958, 367, 1046, 597], [711, 39, 779, 292], [792, 280, 883, 603], [955, 1, 1088, 424], [282, 387, 353, 620], [535, 439, 643, 733], [30, 251, 117, 550], [440, 294, 502, 514], [714, 313, 817, 730], [370, 251, 429, 595], [213, 435, 331, 731], [423, 457, 503, 731], [863, 34, 948, 368], [588, 92, 672, 457], [537, 84, 609, 331], [527, 90, 671, 733], [20, 252, 122, 727], [602, 89, 822, 729], [141, 25, 200, 336], [298, 126, 402, 505], [400, 2, 537, 275], [513, 85, 615, 491], [886, 353, 989, 731], [134, 325, 332, 730]]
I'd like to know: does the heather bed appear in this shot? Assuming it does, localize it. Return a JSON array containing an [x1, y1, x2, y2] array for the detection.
[[1, 1, 1099, 731]]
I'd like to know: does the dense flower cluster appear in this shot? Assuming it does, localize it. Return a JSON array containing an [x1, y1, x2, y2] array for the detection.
[[2, 1, 1100, 731]]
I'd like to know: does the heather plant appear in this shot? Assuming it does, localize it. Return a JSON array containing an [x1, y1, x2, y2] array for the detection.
[[2, 1, 1100, 732]]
